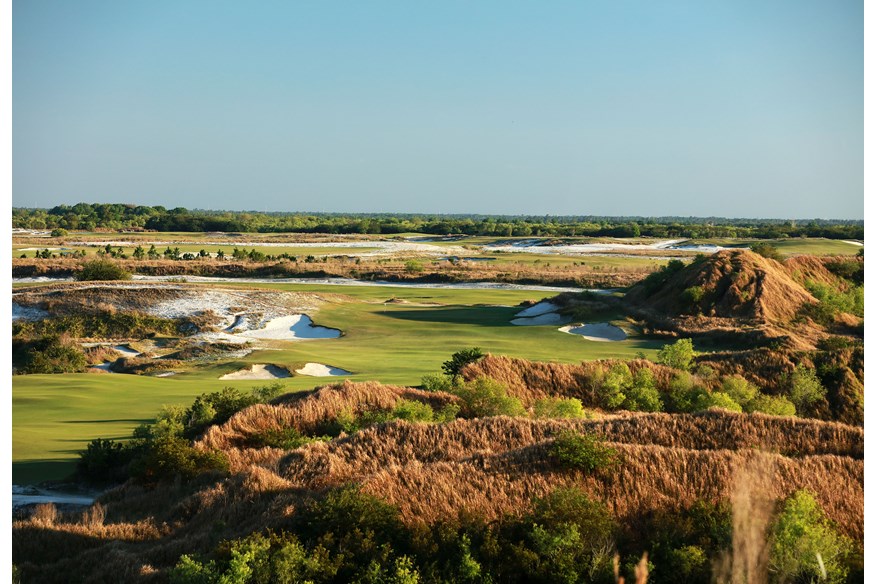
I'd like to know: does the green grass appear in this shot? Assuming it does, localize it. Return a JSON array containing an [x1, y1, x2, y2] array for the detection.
[[13, 282, 672, 484], [689, 238, 862, 256]]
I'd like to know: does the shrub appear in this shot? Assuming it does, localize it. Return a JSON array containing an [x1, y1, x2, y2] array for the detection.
[[134, 435, 229, 482], [14, 335, 88, 374], [769, 491, 852, 584], [699, 391, 743, 413], [720, 376, 759, 412], [516, 488, 616, 583], [392, 399, 436, 423], [76, 259, 132, 281], [420, 373, 454, 392], [599, 363, 630, 409], [249, 427, 317, 450], [404, 260, 424, 274], [442, 348, 485, 378], [656, 338, 696, 371], [550, 431, 619, 473], [681, 286, 705, 313], [50, 228, 67, 237], [750, 243, 784, 261], [77, 438, 134, 484], [749, 394, 796, 417], [788, 366, 826, 415], [453, 376, 525, 418], [623, 368, 664, 412], [532, 397, 589, 419]]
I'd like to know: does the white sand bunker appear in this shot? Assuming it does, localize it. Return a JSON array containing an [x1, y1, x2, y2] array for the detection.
[[220, 364, 291, 380], [237, 315, 341, 340], [515, 301, 560, 317], [295, 362, 352, 377], [511, 312, 570, 326], [560, 323, 627, 342]]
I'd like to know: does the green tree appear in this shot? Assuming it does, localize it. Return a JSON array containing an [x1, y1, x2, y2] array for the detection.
[[550, 431, 619, 473], [441, 348, 485, 378], [769, 491, 852, 583], [788, 366, 826, 415], [656, 338, 696, 371]]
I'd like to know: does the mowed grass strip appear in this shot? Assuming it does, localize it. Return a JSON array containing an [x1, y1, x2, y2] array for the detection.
[[13, 282, 664, 484]]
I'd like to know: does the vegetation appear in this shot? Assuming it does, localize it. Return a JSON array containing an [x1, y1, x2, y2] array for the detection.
[[769, 491, 854, 583], [441, 347, 485, 378], [452, 376, 526, 418], [75, 258, 132, 281], [549, 431, 619, 473], [656, 338, 696, 371]]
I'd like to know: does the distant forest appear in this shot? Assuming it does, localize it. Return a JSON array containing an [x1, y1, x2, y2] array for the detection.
[[12, 203, 864, 239]]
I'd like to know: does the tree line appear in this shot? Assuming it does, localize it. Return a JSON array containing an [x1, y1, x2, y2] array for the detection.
[[12, 203, 864, 239]]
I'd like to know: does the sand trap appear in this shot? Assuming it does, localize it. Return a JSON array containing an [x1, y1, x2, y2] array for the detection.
[[89, 363, 115, 373], [511, 313, 570, 326], [220, 364, 291, 380], [559, 323, 627, 342], [155, 371, 177, 377], [843, 240, 864, 246], [515, 301, 560, 317], [295, 362, 352, 377], [112, 344, 140, 358], [237, 315, 341, 340]]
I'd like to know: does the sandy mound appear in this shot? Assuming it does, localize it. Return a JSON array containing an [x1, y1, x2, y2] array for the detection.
[[625, 249, 817, 323], [294, 363, 352, 377], [559, 323, 627, 341], [237, 315, 341, 340], [220, 364, 291, 380]]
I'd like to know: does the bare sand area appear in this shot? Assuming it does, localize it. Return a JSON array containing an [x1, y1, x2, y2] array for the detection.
[[294, 362, 352, 376], [559, 323, 627, 342], [220, 364, 292, 380]]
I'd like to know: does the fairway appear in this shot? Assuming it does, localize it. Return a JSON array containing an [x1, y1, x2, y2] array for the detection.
[[13, 281, 670, 484]]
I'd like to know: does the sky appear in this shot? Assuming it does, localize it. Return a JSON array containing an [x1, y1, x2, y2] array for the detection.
[[12, 0, 863, 219]]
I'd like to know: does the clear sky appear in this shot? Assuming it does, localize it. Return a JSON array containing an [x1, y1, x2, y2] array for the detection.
[[12, 0, 863, 218]]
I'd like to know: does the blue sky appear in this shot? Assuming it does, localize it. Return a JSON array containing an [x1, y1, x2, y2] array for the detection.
[[12, 1, 863, 218]]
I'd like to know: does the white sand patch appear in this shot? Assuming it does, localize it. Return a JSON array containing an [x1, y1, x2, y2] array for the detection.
[[12, 302, 48, 321], [112, 344, 140, 358], [511, 313, 570, 326], [559, 323, 627, 342], [515, 301, 560, 317], [295, 362, 352, 376], [17, 247, 64, 252], [220, 364, 291, 380], [155, 371, 177, 377], [237, 315, 341, 340], [843, 240, 864, 246]]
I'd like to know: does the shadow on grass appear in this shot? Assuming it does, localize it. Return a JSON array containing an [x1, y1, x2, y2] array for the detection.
[[63, 418, 153, 425], [380, 306, 515, 327], [13, 459, 78, 485]]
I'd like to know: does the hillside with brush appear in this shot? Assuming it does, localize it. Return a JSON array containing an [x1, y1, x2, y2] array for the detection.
[[13, 375, 864, 583]]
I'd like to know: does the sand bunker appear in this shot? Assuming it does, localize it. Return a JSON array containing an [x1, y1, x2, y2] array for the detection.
[[511, 313, 570, 326], [559, 323, 627, 342], [295, 362, 352, 377], [220, 364, 291, 380], [515, 301, 560, 317], [237, 315, 341, 340]]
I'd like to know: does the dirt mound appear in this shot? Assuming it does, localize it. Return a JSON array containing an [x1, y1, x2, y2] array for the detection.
[[625, 250, 816, 323]]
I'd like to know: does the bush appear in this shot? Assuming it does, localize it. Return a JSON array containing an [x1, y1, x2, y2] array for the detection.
[[533, 397, 589, 419], [14, 335, 88, 374], [453, 376, 525, 418], [550, 431, 619, 473], [441, 348, 485, 378], [134, 435, 229, 482], [750, 243, 784, 261], [656, 338, 696, 371], [76, 259, 132, 281], [769, 491, 852, 583], [720, 376, 759, 412], [392, 399, 436, 423], [623, 368, 664, 412], [788, 366, 826, 415], [681, 286, 705, 313], [77, 438, 134, 484], [50, 228, 67, 237], [420, 373, 454, 392], [749, 394, 796, 417], [515, 487, 616, 584]]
